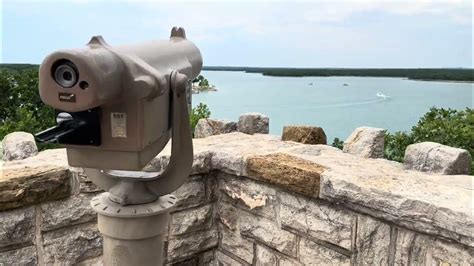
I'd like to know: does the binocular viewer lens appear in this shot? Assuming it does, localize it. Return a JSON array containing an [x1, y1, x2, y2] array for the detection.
[[52, 60, 78, 88]]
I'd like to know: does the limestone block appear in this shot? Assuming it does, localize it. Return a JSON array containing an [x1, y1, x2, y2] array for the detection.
[[170, 204, 213, 236], [215, 250, 245, 266], [220, 226, 254, 264], [2, 132, 38, 161], [194, 118, 237, 138], [0, 165, 71, 211], [218, 204, 239, 231], [237, 113, 269, 135], [145, 150, 212, 176], [173, 176, 206, 210], [41, 193, 97, 232], [239, 211, 297, 257], [404, 142, 471, 175], [167, 228, 218, 262], [218, 173, 277, 219], [354, 215, 391, 265], [343, 126, 386, 158], [394, 228, 474, 265], [0, 206, 35, 248], [278, 191, 355, 250], [43, 223, 102, 265], [246, 153, 324, 197], [76, 256, 103, 266], [200, 250, 215, 265], [70, 167, 102, 194], [299, 238, 350, 266], [255, 245, 277, 266], [282, 126, 327, 145], [212, 150, 246, 176], [0, 245, 37, 265]]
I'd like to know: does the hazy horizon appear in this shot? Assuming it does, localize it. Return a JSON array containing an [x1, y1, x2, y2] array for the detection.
[[2, 0, 472, 68]]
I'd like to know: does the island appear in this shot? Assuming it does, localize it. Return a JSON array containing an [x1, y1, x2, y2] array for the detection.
[[192, 74, 218, 93]]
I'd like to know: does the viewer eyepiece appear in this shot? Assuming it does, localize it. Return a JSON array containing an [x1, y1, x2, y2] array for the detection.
[[53, 60, 78, 88]]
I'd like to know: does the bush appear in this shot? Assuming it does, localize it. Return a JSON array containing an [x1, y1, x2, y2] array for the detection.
[[385, 107, 473, 173], [0, 69, 56, 150], [189, 103, 211, 136], [331, 137, 344, 150]]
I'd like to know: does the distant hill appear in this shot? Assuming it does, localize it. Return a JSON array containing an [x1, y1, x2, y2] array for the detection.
[[2, 64, 472, 82], [0, 63, 39, 71], [203, 66, 474, 82]]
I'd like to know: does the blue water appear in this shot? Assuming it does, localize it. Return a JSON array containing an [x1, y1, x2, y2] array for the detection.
[[193, 71, 473, 141]]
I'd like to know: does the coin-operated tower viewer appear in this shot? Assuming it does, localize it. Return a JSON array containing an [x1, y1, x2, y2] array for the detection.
[[35, 27, 202, 266]]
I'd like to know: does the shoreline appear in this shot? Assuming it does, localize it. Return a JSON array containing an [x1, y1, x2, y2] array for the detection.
[[202, 70, 473, 83]]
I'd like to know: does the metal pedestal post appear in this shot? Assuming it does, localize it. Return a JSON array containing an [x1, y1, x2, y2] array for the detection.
[[91, 192, 176, 266]]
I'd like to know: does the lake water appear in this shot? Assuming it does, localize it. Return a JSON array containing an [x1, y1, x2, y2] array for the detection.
[[193, 70, 473, 141]]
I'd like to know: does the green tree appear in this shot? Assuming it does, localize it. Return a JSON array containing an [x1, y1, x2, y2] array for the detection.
[[189, 103, 211, 136], [192, 75, 205, 83], [0, 69, 56, 149], [198, 78, 209, 87], [384, 107, 473, 173]]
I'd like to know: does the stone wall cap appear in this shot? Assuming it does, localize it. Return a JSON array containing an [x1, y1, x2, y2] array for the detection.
[[3, 132, 472, 246]]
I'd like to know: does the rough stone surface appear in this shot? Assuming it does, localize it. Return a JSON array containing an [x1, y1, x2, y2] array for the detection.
[[239, 211, 297, 257], [343, 126, 386, 158], [167, 228, 218, 262], [218, 204, 239, 231], [0, 165, 71, 211], [282, 126, 327, 145], [255, 245, 277, 265], [170, 204, 213, 236], [173, 176, 206, 210], [215, 250, 245, 266], [0, 206, 35, 248], [145, 150, 212, 176], [404, 141, 472, 175], [237, 113, 269, 135], [278, 191, 354, 250], [299, 238, 350, 265], [43, 222, 102, 265], [219, 172, 277, 219], [246, 153, 324, 197], [76, 256, 103, 266], [320, 166, 473, 247], [0, 245, 37, 265], [394, 228, 474, 265], [200, 250, 215, 265], [70, 167, 102, 194], [41, 193, 97, 232], [194, 118, 237, 138], [354, 215, 391, 265], [220, 226, 253, 264], [2, 132, 38, 161]]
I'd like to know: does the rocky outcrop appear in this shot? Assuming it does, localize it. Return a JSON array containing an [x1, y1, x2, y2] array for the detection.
[[343, 127, 386, 158], [282, 125, 327, 144], [194, 118, 237, 138], [404, 142, 472, 175], [237, 112, 269, 135], [2, 132, 38, 161]]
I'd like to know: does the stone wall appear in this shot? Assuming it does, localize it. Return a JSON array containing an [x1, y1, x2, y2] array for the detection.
[[1, 133, 472, 265]]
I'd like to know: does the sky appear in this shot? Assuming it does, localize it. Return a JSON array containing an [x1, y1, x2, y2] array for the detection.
[[1, 0, 472, 68]]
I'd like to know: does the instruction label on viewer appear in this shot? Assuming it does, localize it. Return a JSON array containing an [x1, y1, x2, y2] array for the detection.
[[111, 112, 127, 138]]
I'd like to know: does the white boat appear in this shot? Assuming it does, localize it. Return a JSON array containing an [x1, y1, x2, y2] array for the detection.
[[376, 92, 390, 99]]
